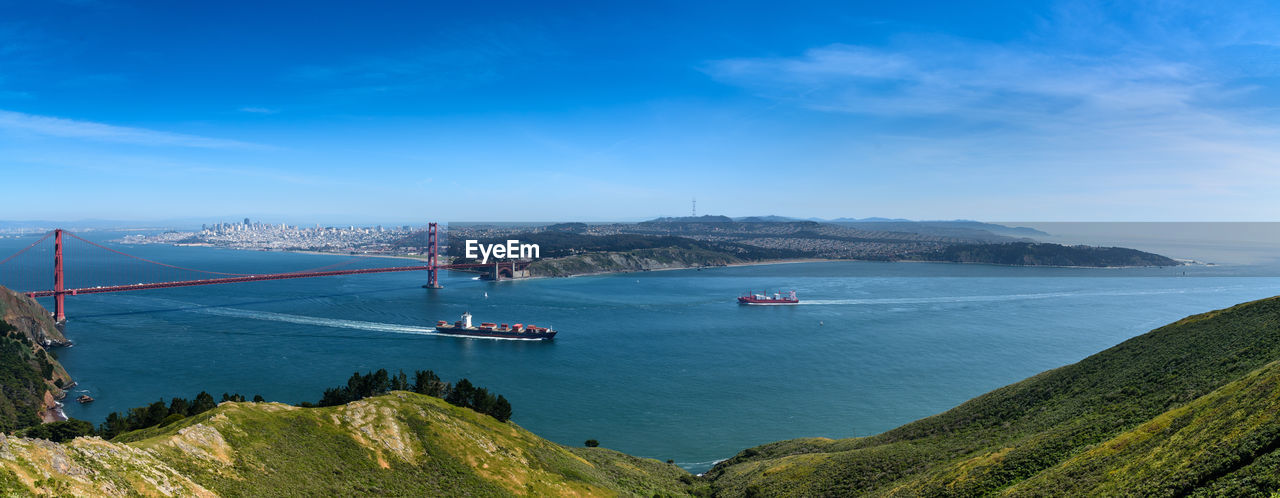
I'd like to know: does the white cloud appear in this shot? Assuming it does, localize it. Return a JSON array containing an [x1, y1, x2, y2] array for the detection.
[[704, 39, 1213, 120], [238, 107, 279, 114], [700, 2, 1280, 219], [0, 109, 263, 149]]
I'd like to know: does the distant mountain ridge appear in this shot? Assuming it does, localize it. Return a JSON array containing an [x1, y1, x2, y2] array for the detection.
[[643, 215, 735, 223], [643, 215, 1050, 240]]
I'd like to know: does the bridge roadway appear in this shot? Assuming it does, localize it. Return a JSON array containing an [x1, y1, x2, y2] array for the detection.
[[24, 262, 520, 298]]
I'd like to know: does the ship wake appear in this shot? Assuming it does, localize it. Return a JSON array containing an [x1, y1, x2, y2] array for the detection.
[[94, 295, 546, 341], [192, 306, 549, 341], [800, 286, 1238, 306], [190, 305, 441, 336]]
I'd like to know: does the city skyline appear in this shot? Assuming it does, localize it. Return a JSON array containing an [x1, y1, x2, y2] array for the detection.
[[2, 1, 1279, 221]]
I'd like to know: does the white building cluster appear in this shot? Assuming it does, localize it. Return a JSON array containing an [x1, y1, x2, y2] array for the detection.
[[119, 220, 420, 255]]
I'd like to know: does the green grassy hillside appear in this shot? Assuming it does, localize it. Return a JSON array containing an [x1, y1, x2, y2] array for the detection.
[[0, 392, 700, 496], [707, 295, 1280, 496], [913, 242, 1180, 267], [1005, 359, 1280, 496], [528, 247, 743, 277]]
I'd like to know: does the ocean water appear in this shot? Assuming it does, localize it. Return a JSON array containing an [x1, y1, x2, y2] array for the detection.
[[3, 233, 1280, 472]]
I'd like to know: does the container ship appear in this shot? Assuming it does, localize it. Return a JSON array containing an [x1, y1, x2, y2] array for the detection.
[[738, 290, 800, 305], [435, 312, 557, 340]]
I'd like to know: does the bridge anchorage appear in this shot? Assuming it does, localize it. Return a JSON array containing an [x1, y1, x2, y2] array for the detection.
[[1, 222, 531, 323]]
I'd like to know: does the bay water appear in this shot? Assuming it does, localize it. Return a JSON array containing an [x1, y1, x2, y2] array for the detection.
[[4, 233, 1280, 472]]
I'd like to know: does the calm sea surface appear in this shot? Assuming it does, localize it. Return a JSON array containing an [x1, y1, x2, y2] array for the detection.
[[3, 232, 1280, 472]]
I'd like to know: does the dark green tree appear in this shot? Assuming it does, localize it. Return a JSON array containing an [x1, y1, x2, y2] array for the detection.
[[413, 370, 449, 397], [126, 401, 168, 430], [392, 370, 409, 391], [39, 357, 54, 379], [412, 370, 438, 394], [190, 391, 217, 415], [168, 397, 190, 416], [490, 395, 512, 422], [370, 369, 390, 396], [23, 419, 94, 442], [99, 412, 128, 439], [446, 379, 474, 407], [470, 387, 497, 415], [319, 387, 350, 407]]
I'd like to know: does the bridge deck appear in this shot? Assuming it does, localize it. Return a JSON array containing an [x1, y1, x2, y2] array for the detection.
[[24, 262, 527, 298]]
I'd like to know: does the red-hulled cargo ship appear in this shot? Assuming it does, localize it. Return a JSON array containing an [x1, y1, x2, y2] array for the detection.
[[738, 290, 799, 305], [434, 312, 557, 340]]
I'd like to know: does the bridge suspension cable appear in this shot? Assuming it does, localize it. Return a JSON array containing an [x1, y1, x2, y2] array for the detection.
[[0, 230, 53, 266]]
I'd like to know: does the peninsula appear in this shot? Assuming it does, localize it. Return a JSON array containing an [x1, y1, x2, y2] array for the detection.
[[116, 217, 1180, 277], [448, 219, 1180, 277]]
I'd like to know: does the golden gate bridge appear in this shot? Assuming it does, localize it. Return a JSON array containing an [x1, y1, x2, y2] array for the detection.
[[0, 222, 527, 322]]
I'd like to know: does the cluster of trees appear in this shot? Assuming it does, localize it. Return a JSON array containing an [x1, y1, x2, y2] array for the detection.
[[97, 391, 258, 439], [19, 419, 94, 443], [0, 328, 49, 432], [308, 369, 512, 423], [444, 378, 512, 423], [1, 324, 57, 383]]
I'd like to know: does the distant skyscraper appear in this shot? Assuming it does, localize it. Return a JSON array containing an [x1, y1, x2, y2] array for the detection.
[[244, 218, 250, 226]]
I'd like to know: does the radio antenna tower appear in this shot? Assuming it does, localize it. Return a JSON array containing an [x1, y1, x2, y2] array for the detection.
[[692, 197, 696, 217]]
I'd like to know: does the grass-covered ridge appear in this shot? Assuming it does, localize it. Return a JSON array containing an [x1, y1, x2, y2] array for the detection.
[[1, 392, 701, 496], [1006, 358, 1280, 496], [528, 246, 746, 277], [707, 295, 1280, 496]]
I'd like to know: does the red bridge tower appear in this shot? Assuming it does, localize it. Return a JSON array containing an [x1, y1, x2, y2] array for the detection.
[[425, 222, 442, 289], [53, 229, 66, 323]]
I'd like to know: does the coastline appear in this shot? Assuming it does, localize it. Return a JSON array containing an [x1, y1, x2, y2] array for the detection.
[[521, 258, 836, 279], [531, 257, 1182, 279], [144, 242, 1186, 278], [259, 246, 1188, 272], [888, 258, 1190, 270], [39, 391, 67, 423]]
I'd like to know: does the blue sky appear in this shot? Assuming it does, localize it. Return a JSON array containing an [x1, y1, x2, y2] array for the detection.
[[1, 0, 1278, 223]]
